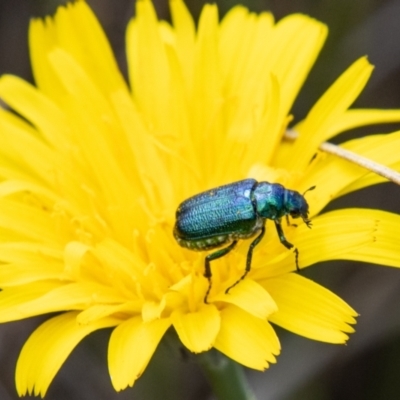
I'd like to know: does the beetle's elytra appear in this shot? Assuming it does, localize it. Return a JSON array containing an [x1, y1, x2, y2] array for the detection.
[[173, 178, 313, 303]]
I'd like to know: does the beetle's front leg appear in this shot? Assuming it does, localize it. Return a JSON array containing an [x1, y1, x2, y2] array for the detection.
[[204, 240, 238, 303], [274, 220, 300, 271]]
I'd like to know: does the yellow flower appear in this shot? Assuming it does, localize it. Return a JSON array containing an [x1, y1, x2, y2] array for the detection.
[[0, 0, 400, 396]]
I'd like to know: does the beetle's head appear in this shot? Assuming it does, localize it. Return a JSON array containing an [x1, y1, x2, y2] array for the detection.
[[285, 186, 314, 228]]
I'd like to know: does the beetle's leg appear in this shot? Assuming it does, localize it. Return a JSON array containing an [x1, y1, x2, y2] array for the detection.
[[204, 240, 238, 303], [274, 220, 300, 271], [285, 215, 297, 227], [225, 226, 266, 295]]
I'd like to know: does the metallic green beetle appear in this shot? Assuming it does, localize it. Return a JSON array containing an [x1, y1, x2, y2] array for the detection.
[[174, 179, 313, 303]]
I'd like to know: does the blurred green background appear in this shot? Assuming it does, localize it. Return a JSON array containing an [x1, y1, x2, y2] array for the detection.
[[1, 0, 400, 399]]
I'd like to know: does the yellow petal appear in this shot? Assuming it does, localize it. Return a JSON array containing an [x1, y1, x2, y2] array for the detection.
[[0, 282, 124, 321], [253, 208, 377, 277], [262, 274, 357, 343], [171, 304, 220, 352], [30, 2, 124, 98], [0, 282, 62, 322], [16, 311, 119, 397], [0, 241, 62, 264], [52, 1, 125, 93], [338, 209, 400, 267], [0, 262, 62, 287], [169, 0, 196, 87], [190, 4, 222, 180], [214, 279, 278, 320], [77, 302, 141, 324], [0, 75, 70, 150], [127, 0, 171, 130], [214, 305, 280, 370], [285, 57, 373, 171], [109, 87, 175, 209], [0, 199, 59, 245], [219, 7, 274, 96], [108, 316, 170, 391], [0, 111, 59, 187], [48, 49, 134, 203], [339, 168, 400, 195], [268, 14, 327, 117], [327, 109, 400, 138], [29, 17, 63, 98]]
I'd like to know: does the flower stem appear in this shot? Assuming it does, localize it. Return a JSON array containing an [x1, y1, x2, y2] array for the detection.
[[197, 351, 258, 400]]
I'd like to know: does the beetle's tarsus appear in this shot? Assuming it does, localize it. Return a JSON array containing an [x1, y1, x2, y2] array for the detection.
[[294, 247, 300, 272]]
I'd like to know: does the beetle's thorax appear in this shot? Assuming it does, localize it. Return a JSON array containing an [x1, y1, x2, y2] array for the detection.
[[283, 187, 296, 215], [252, 182, 286, 220]]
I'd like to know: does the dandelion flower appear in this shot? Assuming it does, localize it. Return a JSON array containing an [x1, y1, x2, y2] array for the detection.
[[0, 0, 400, 396]]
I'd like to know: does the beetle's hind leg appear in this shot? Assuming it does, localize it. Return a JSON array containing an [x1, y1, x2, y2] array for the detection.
[[204, 240, 238, 303], [225, 226, 266, 295], [274, 220, 300, 271]]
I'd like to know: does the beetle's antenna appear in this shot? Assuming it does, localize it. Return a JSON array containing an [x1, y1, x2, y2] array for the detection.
[[303, 185, 316, 197]]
